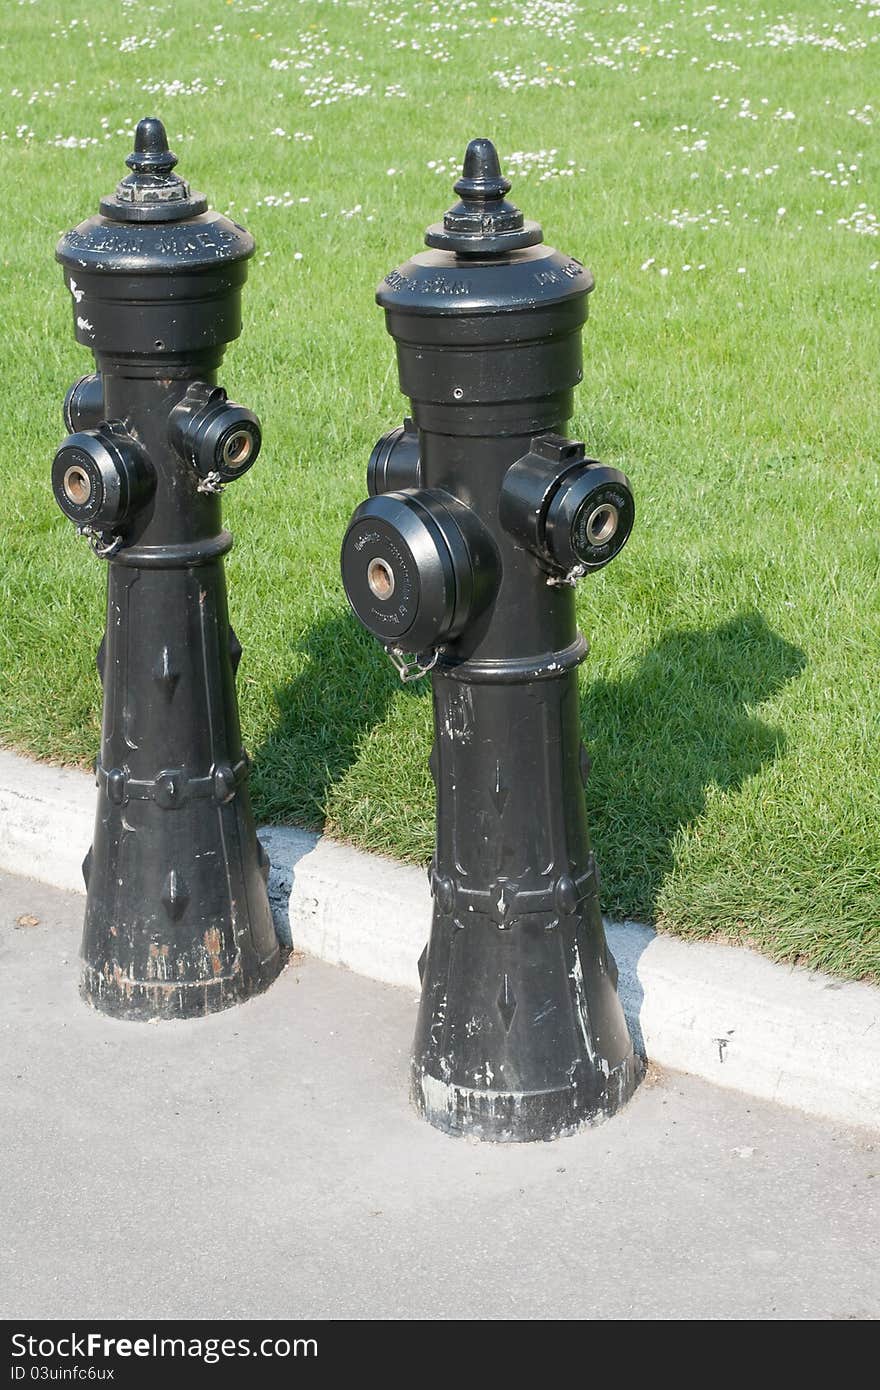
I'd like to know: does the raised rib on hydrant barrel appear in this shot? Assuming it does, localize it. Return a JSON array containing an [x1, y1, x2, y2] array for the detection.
[[53, 117, 281, 1019], [341, 138, 640, 1140]]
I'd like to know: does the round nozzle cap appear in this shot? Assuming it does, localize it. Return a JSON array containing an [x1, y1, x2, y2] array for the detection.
[[99, 117, 208, 223], [425, 138, 543, 257]]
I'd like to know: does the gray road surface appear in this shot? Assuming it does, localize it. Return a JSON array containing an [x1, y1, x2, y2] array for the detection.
[[1, 870, 876, 1321]]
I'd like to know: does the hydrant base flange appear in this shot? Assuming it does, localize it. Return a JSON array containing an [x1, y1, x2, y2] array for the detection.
[[412, 1057, 642, 1143], [80, 950, 281, 1022]]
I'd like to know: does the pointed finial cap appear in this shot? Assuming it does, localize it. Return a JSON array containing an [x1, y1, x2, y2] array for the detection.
[[99, 117, 208, 223], [425, 137, 542, 257], [126, 116, 178, 176], [454, 137, 510, 200]]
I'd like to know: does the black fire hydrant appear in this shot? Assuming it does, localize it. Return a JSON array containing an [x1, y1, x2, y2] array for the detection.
[[341, 139, 639, 1140], [52, 118, 281, 1018]]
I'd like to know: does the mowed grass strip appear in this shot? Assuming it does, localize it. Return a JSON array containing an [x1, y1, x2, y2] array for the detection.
[[0, 0, 877, 978]]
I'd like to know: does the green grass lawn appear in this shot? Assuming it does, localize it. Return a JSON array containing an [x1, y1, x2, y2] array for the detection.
[[0, 0, 878, 979]]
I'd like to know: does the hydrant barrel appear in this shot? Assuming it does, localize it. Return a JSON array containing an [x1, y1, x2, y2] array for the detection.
[[54, 117, 281, 1018], [341, 138, 639, 1139]]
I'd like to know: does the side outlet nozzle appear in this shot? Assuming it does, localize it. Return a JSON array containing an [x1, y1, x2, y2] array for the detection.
[[169, 383, 261, 484], [367, 419, 422, 495], [63, 374, 104, 434], [52, 424, 154, 531], [341, 489, 497, 656], [500, 434, 634, 578]]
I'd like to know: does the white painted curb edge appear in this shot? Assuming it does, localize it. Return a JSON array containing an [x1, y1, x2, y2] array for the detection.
[[1, 746, 878, 1132]]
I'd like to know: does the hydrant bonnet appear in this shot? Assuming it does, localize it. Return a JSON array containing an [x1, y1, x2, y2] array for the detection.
[[57, 119, 254, 371]]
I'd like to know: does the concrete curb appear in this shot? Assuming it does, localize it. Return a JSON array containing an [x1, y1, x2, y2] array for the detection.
[[1, 745, 878, 1132]]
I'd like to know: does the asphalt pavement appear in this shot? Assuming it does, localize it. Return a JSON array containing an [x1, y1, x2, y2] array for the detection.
[[1, 870, 877, 1321]]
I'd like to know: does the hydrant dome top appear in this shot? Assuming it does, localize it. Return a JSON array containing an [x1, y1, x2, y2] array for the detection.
[[101, 116, 208, 223], [56, 116, 255, 275], [377, 136, 594, 320], [425, 137, 543, 256]]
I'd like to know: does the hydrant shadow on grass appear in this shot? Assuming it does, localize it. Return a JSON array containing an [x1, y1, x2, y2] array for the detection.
[[253, 609, 804, 910], [580, 610, 807, 932], [249, 611, 429, 948], [249, 608, 805, 1038], [249, 609, 425, 836]]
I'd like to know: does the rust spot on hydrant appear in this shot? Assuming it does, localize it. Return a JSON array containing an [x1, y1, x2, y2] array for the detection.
[[203, 926, 223, 976], [110, 960, 134, 999]]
